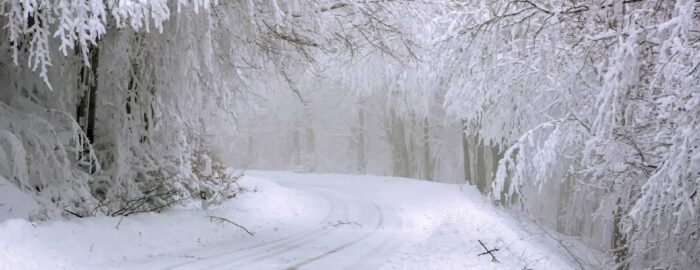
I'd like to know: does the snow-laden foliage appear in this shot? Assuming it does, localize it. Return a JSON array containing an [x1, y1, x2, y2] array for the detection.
[[0, 0, 442, 215], [0, 99, 96, 218], [434, 0, 699, 268], [1, 0, 227, 217], [2, 0, 216, 88], [0, 0, 348, 217]]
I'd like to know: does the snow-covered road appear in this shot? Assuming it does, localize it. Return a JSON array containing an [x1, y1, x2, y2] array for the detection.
[[143, 175, 407, 270], [0, 171, 583, 270]]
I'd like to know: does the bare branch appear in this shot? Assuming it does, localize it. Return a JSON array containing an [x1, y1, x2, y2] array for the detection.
[[206, 215, 255, 236]]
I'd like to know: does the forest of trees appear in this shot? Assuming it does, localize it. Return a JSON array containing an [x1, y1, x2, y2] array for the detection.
[[1, 0, 698, 269]]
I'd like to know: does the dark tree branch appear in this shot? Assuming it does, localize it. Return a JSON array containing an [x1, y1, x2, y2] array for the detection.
[[206, 215, 255, 236], [477, 240, 500, 263]]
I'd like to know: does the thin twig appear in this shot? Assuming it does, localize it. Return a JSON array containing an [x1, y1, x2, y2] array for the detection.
[[177, 254, 204, 260], [115, 215, 125, 229], [206, 215, 255, 236], [533, 221, 587, 270], [324, 220, 363, 229], [63, 209, 84, 218]]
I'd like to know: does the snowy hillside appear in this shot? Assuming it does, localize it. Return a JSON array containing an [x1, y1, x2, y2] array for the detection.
[[0, 172, 592, 270]]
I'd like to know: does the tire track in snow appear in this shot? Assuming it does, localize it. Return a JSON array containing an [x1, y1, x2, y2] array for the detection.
[[160, 187, 344, 270], [149, 179, 408, 270], [205, 186, 352, 270], [218, 197, 347, 267], [283, 203, 385, 270], [343, 203, 405, 270]]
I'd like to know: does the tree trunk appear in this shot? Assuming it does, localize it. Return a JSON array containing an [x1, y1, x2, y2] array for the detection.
[[292, 128, 301, 167], [356, 107, 366, 173], [612, 198, 629, 270], [304, 108, 316, 171], [488, 143, 503, 191], [475, 137, 487, 193], [86, 46, 99, 143], [76, 44, 100, 173], [462, 120, 472, 184], [421, 117, 433, 180], [389, 112, 410, 178]]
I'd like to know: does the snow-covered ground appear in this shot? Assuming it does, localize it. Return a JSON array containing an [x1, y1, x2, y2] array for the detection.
[[1, 171, 585, 270], [0, 176, 40, 222]]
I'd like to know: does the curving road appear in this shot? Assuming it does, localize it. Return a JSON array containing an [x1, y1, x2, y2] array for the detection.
[[125, 175, 410, 270]]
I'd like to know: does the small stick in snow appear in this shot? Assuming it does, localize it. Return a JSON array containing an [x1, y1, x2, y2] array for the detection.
[[324, 220, 363, 229], [178, 254, 203, 260], [115, 215, 125, 229], [205, 215, 255, 236], [477, 239, 500, 263]]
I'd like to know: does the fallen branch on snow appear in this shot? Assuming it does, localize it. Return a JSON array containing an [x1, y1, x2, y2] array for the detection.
[[477, 239, 500, 263], [205, 215, 255, 236], [323, 220, 363, 229], [177, 254, 204, 260]]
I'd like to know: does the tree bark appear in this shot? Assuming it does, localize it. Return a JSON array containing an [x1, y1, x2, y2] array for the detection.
[[76, 44, 100, 173], [389, 112, 410, 178], [475, 136, 487, 193], [86, 46, 99, 144], [612, 198, 629, 270], [356, 107, 366, 173], [421, 117, 433, 180], [462, 120, 472, 184]]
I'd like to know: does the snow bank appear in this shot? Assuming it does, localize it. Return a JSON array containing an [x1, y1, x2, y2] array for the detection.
[[0, 176, 40, 222], [0, 175, 313, 270], [0, 219, 76, 270], [381, 207, 575, 270], [374, 180, 577, 270]]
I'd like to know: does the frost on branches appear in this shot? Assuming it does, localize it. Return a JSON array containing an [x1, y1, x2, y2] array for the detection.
[[436, 0, 699, 269], [0, 0, 420, 218], [0, 0, 339, 218]]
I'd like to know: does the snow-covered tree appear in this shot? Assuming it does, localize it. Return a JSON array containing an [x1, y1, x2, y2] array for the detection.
[[434, 0, 699, 268]]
